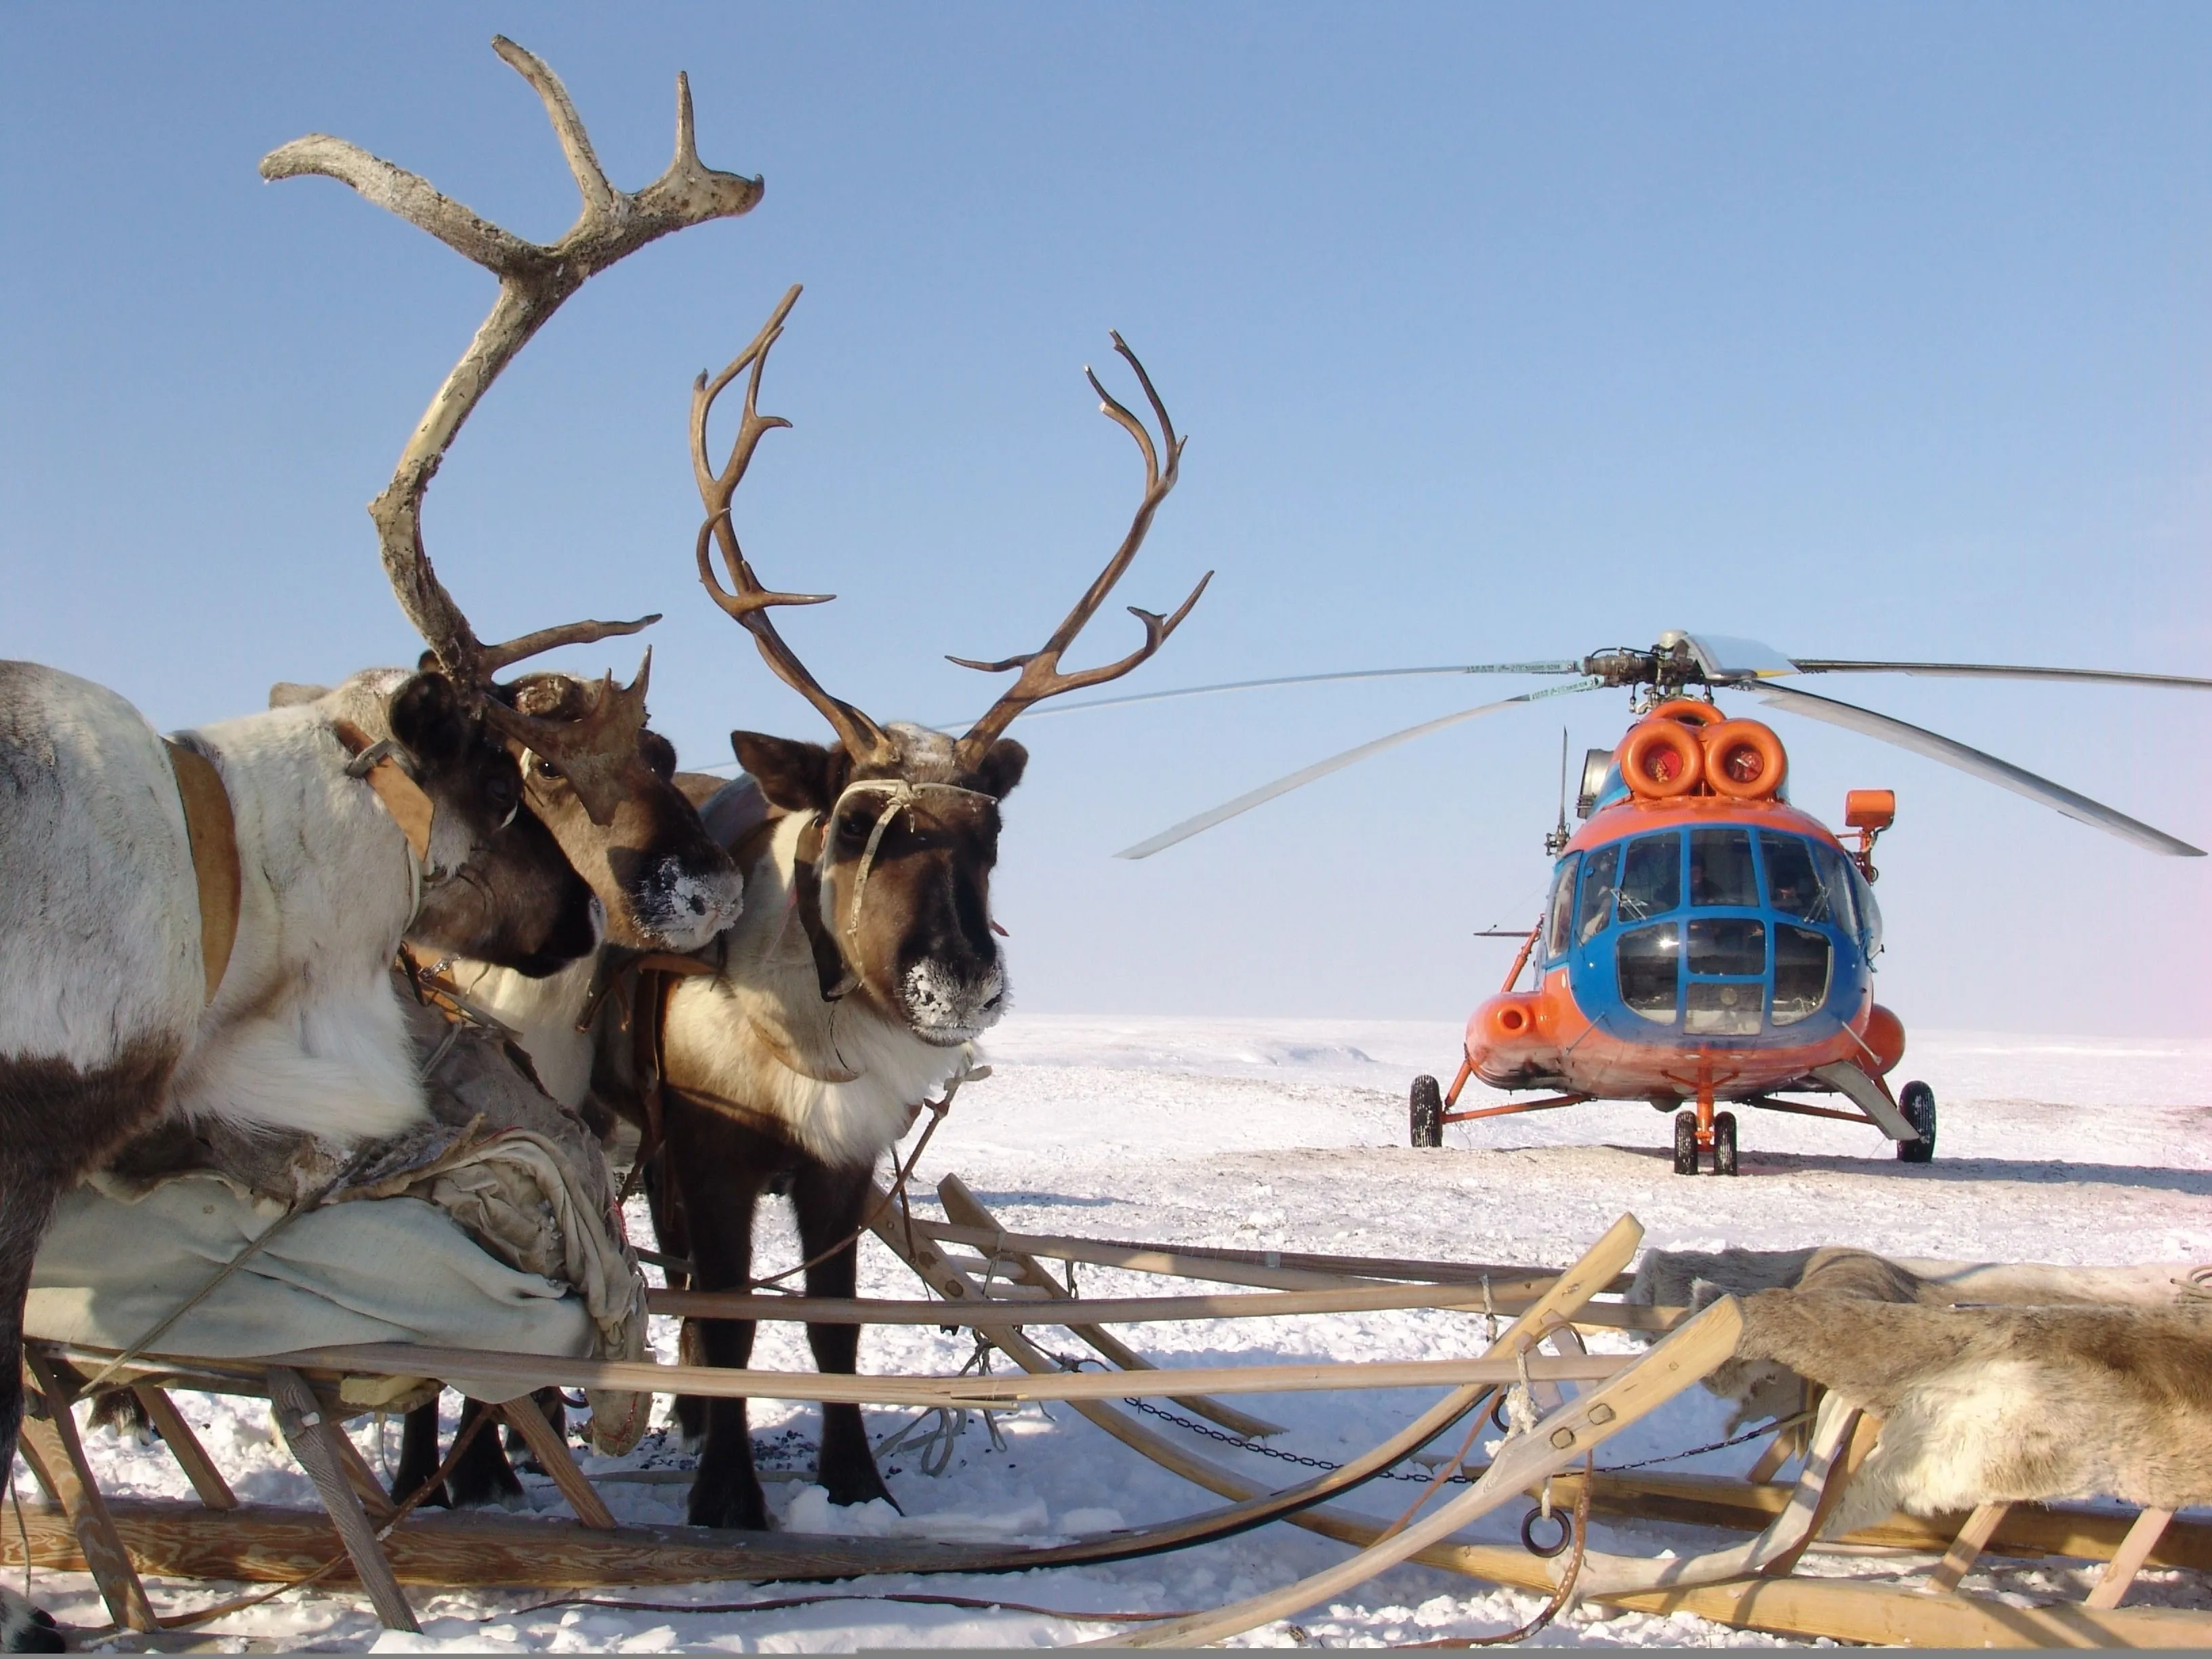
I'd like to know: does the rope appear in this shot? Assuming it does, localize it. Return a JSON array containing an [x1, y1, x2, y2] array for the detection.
[[506, 1590, 1198, 1624], [741, 1062, 967, 1294]]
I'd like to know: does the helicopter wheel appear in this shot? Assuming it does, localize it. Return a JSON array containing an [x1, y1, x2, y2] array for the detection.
[[1712, 1111, 1739, 1177], [1410, 1075, 1444, 1149], [1896, 1080, 1936, 1164], [1671, 1111, 1699, 1176]]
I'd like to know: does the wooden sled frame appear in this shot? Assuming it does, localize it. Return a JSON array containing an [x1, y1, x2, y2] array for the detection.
[[12, 1188, 2212, 1649], [3, 1196, 1641, 1640]]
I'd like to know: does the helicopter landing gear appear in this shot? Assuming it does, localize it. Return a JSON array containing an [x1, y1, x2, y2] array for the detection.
[[1672, 1111, 1699, 1175], [1410, 1075, 1444, 1149], [1896, 1080, 1936, 1164], [1713, 1111, 1739, 1177]]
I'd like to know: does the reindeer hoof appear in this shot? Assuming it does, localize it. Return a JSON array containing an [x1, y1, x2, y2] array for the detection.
[[0, 1590, 64, 1654], [687, 1476, 771, 1532]]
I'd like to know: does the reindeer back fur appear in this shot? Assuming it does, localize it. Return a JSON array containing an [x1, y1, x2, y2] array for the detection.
[[661, 811, 962, 1169], [0, 663, 203, 1076]]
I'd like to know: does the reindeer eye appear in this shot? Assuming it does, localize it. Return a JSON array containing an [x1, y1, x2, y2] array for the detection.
[[533, 757, 562, 783]]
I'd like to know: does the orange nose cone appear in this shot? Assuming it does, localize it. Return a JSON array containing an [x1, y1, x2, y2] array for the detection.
[[1860, 1004, 1906, 1074]]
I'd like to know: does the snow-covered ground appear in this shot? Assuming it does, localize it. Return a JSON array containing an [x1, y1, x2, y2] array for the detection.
[[20, 1017, 2212, 1650]]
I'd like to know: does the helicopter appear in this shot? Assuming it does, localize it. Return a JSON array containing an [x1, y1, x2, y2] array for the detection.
[[1095, 632, 2208, 1174]]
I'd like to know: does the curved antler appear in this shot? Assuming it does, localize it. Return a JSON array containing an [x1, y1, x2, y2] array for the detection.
[[691, 286, 896, 764], [263, 37, 764, 814], [951, 335, 1210, 769]]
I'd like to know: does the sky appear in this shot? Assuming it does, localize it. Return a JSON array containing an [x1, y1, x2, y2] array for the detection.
[[3, 5, 2208, 1039]]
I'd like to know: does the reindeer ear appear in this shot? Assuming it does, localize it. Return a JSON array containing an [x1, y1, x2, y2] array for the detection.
[[268, 682, 330, 709], [971, 739, 1028, 802], [390, 672, 472, 768], [732, 731, 839, 813], [640, 729, 679, 783]]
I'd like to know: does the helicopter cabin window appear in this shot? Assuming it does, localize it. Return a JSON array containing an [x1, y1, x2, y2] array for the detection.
[[1616, 832, 1681, 922], [1544, 853, 1580, 960], [1757, 832, 1834, 923], [1686, 917, 1765, 978], [1689, 827, 1757, 908], [1771, 923, 1832, 1025], [1576, 844, 1620, 945], [1616, 923, 1679, 1023], [1684, 981, 1761, 1036]]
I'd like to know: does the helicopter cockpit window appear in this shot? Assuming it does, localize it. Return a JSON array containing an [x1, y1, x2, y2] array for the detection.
[[1616, 832, 1681, 922], [1576, 844, 1620, 945], [1771, 923, 1832, 1025], [1616, 922, 1679, 1023], [1812, 841, 1860, 941], [1689, 827, 1757, 907], [1847, 859, 1883, 957], [1544, 853, 1581, 960], [1757, 832, 1834, 923]]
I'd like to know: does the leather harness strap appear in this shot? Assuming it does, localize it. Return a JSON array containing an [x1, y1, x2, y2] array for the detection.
[[330, 718, 436, 863], [162, 740, 241, 1005]]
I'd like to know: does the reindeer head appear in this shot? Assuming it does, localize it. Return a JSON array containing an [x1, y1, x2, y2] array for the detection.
[[286, 668, 602, 977], [265, 37, 753, 954], [496, 666, 740, 951], [691, 289, 1206, 1044]]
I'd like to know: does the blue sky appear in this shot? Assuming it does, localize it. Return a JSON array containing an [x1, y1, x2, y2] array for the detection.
[[3, 5, 2207, 1036]]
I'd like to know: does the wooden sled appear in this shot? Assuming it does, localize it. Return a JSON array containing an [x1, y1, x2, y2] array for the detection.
[[15, 1193, 2212, 1650], [4, 1201, 1637, 1640]]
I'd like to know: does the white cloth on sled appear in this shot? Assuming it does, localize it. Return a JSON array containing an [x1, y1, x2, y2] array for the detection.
[[27, 1175, 587, 1404]]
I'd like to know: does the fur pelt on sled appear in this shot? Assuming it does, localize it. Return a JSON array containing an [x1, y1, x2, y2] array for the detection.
[[80, 970, 650, 1450], [1629, 1244, 2212, 1535]]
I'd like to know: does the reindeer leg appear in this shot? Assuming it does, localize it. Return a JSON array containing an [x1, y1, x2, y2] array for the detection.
[[641, 1150, 710, 1450], [0, 1175, 66, 1654], [390, 1398, 449, 1506], [445, 1397, 525, 1510], [666, 1104, 769, 1531], [796, 1160, 897, 1513]]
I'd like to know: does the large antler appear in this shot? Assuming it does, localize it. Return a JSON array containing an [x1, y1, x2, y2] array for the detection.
[[691, 285, 897, 765], [950, 335, 1210, 769], [262, 36, 764, 815]]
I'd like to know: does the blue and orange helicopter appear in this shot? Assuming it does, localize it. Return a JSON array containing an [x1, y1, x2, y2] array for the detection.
[[1099, 632, 2207, 1174]]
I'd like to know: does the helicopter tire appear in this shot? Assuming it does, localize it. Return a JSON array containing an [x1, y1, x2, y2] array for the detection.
[[1896, 1080, 1936, 1164], [1712, 1111, 1739, 1177], [1671, 1110, 1699, 1176], [1411, 1075, 1444, 1149]]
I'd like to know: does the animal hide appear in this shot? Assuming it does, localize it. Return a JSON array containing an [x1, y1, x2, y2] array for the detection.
[[1736, 1290, 2212, 1535], [93, 972, 651, 1453], [1629, 1244, 2212, 1534]]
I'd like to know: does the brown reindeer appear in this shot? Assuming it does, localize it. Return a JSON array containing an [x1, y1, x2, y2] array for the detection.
[[641, 288, 1208, 1528], [262, 34, 752, 956]]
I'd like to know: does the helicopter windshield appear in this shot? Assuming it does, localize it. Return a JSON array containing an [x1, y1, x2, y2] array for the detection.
[[1616, 832, 1681, 921], [1616, 923, 1679, 1022], [1758, 831, 1837, 924], [1689, 827, 1758, 907], [1576, 844, 1620, 945]]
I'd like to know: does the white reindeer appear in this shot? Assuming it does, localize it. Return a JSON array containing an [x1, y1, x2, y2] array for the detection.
[[0, 39, 760, 1647]]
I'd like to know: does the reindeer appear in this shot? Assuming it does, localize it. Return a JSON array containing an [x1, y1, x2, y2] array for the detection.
[[394, 289, 1207, 1529], [0, 39, 755, 1647], [657, 290, 1208, 1529]]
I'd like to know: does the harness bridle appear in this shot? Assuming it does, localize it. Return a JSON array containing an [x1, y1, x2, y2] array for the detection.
[[794, 777, 1002, 1002]]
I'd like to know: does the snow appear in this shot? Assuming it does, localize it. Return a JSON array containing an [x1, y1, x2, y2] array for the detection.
[[21, 1015, 2212, 1649]]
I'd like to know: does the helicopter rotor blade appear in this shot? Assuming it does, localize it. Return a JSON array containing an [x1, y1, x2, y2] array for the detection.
[[971, 660, 1586, 725], [1731, 680, 2205, 857], [1115, 678, 1604, 859], [1782, 659, 2212, 691]]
